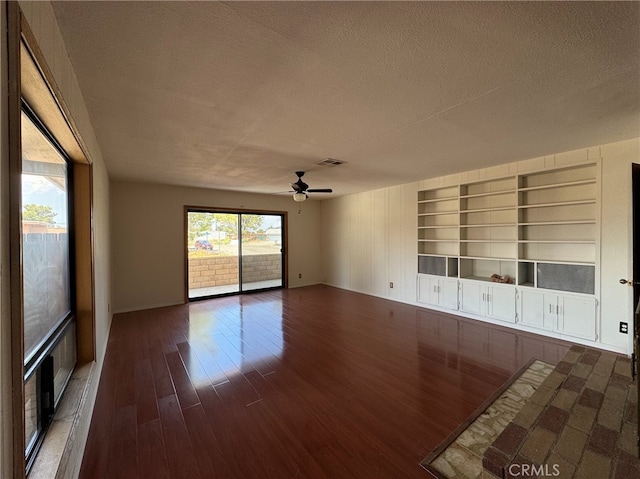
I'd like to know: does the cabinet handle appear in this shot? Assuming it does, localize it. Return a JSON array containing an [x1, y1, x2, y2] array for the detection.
[[556, 305, 559, 315], [482, 293, 486, 301], [549, 304, 553, 314]]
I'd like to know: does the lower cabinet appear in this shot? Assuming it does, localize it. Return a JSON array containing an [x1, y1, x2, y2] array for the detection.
[[418, 276, 597, 341], [459, 280, 516, 323], [556, 294, 597, 340], [417, 275, 459, 311], [518, 289, 553, 331], [518, 289, 597, 340]]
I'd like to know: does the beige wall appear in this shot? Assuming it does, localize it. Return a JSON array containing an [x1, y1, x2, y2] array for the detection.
[[321, 138, 639, 355], [600, 139, 639, 352], [110, 181, 322, 313]]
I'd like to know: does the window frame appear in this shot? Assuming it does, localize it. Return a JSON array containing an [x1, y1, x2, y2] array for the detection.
[[20, 101, 78, 471], [7, 5, 97, 477]]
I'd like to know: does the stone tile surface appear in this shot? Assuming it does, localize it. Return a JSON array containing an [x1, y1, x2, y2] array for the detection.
[[481, 346, 640, 479], [427, 360, 553, 478], [555, 426, 588, 464]]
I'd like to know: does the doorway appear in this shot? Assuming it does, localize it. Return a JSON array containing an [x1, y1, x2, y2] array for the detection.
[[186, 209, 285, 300]]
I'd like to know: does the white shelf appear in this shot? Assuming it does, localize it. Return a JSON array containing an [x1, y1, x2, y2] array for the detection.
[[418, 239, 458, 243], [460, 239, 515, 243], [518, 199, 596, 209], [460, 223, 516, 228], [519, 220, 595, 226], [518, 258, 595, 266], [518, 240, 595, 244], [417, 161, 598, 297], [418, 211, 458, 217], [460, 206, 516, 214], [460, 189, 516, 199], [518, 178, 596, 192], [460, 255, 516, 261], [418, 196, 458, 204], [418, 225, 459, 229], [459, 275, 496, 283]]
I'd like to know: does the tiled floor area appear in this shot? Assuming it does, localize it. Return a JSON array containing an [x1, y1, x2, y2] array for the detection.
[[423, 360, 554, 478], [483, 346, 640, 479]]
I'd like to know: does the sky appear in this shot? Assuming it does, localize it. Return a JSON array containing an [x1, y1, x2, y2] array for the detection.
[[22, 174, 68, 227]]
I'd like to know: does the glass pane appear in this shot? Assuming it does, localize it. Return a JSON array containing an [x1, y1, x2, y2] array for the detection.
[[52, 324, 77, 405], [241, 214, 283, 292], [24, 374, 38, 454], [188, 212, 239, 298], [21, 112, 71, 362]]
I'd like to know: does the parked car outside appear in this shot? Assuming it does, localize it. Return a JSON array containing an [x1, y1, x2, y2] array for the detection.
[[195, 239, 213, 250]]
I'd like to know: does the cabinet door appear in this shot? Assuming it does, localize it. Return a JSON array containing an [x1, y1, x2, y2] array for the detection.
[[440, 279, 459, 311], [460, 281, 485, 315], [417, 275, 432, 305], [519, 290, 552, 330], [559, 295, 597, 340], [486, 285, 516, 323], [417, 275, 445, 306], [544, 294, 560, 332]]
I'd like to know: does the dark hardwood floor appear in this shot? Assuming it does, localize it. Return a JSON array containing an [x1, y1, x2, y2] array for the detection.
[[79, 285, 571, 478]]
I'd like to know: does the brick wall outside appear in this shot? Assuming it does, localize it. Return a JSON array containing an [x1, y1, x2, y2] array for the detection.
[[188, 254, 281, 289]]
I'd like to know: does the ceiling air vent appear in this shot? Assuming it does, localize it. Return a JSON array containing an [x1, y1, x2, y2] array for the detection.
[[317, 158, 346, 166]]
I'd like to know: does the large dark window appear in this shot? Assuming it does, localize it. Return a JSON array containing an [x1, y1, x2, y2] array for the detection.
[[21, 105, 77, 468]]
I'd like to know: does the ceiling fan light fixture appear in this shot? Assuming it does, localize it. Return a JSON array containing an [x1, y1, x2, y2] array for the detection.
[[293, 192, 307, 202]]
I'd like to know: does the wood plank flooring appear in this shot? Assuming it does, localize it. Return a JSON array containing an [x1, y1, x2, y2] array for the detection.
[[79, 285, 571, 478]]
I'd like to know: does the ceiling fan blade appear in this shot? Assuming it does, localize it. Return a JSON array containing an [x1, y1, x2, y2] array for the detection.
[[307, 188, 333, 193]]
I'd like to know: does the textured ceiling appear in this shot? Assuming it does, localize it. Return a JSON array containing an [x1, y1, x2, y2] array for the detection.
[[51, 1, 640, 198]]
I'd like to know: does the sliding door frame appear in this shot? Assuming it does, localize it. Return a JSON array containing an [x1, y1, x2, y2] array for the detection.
[[183, 206, 288, 302]]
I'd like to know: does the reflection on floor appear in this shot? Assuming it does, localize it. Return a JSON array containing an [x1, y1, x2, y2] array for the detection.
[[79, 285, 571, 479], [424, 360, 554, 478], [189, 279, 282, 297]]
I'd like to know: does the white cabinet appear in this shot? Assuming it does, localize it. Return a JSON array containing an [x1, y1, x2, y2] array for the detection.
[[487, 285, 518, 323], [519, 289, 555, 331], [417, 275, 459, 311], [518, 290, 597, 340], [556, 294, 597, 340], [460, 281, 516, 323]]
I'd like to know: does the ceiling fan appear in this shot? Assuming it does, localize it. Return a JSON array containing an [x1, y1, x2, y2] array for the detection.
[[290, 171, 333, 202]]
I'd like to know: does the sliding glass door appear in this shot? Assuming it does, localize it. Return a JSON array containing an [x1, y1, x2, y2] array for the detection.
[[241, 214, 283, 292], [187, 210, 284, 299]]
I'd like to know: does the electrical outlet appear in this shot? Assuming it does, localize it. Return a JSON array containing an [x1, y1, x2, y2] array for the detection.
[[298, 273, 302, 279], [620, 322, 629, 334], [389, 282, 394, 289]]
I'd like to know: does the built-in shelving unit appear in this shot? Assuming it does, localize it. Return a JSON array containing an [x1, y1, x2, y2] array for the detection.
[[416, 161, 600, 342], [418, 186, 459, 270], [517, 162, 597, 294], [458, 176, 517, 282]]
